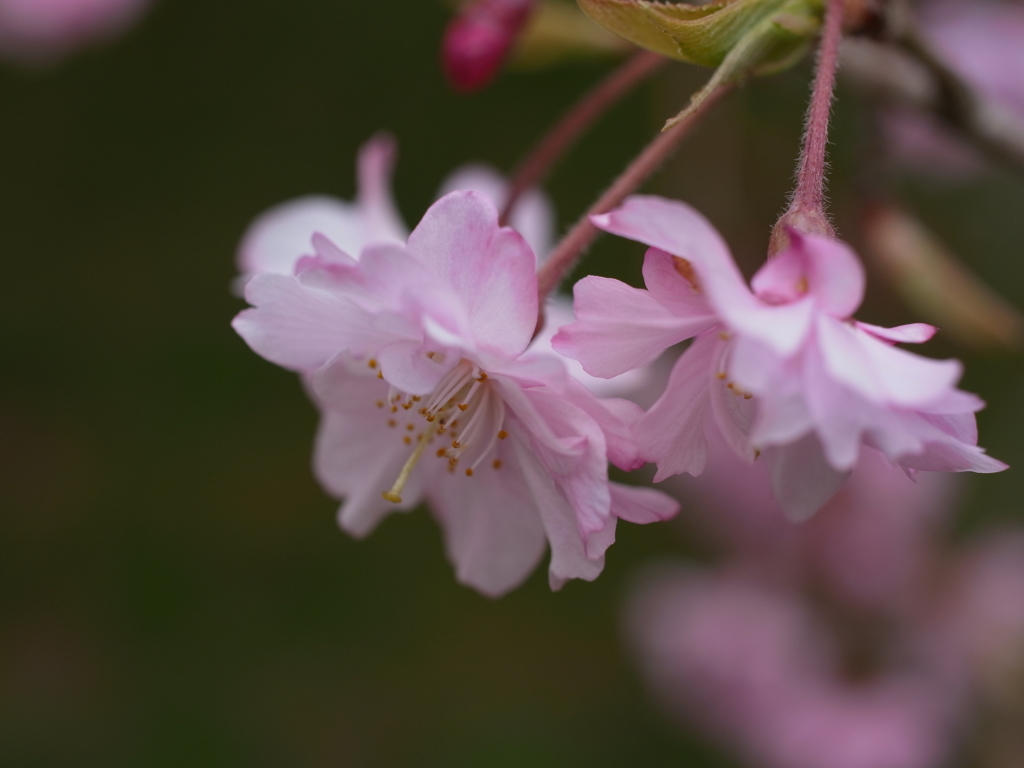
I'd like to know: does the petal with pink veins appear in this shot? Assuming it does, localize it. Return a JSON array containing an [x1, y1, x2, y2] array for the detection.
[[816, 317, 963, 407], [751, 232, 863, 313], [636, 331, 718, 481], [552, 275, 712, 379], [407, 191, 538, 360], [507, 435, 605, 589], [232, 274, 378, 371], [428, 440, 547, 598], [642, 247, 716, 319], [857, 322, 938, 345], [610, 483, 681, 525], [437, 164, 555, 262]]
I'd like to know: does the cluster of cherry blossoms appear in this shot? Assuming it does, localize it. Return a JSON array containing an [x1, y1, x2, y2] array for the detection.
[[234, 136, 678, 596], [232, 0, 1010, 599]]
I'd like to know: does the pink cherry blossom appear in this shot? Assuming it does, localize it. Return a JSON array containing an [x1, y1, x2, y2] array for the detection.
[[921, 532, 1024, 701], [553, 195, 1005, 519], [626, 568, 957, 768], [0, 0, 151, 62], [233, 190, 677, 596]]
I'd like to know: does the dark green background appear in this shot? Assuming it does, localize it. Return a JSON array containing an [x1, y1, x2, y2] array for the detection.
[[1, 1, 1021, 766]]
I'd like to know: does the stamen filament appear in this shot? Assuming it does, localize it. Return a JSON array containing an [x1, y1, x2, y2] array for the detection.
[[382, 420, 441, 504]]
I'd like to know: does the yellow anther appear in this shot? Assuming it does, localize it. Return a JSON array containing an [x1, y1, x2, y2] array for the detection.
[[436, 448, 447, 458], [367, 359, 378, 369], [376, 400, 385, 408], [492, 459, 502, 470], [716, 372, 727, 380], [465, 468, 474, 477], [387, 419, 397, 428], [672, 256, 701, 292], [457, 403, 469, 411], [406, 424, 415, 431], [377, 371, 384, 379], [451, 440, 461, 449], [390, 406, 398, 414], [498, 430, 508, 440], [403, 436, 412, 445]]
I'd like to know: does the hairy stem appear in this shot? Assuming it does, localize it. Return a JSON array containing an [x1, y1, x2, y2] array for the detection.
[[771, 0, 846, 251], [535, 84, 732, 300], [500, 50, 666, 226]]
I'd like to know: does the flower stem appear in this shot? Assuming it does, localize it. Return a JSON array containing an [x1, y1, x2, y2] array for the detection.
[[771, 0, 846, 252], [536, 83, 733, 300], [500, 50, 667, 227]]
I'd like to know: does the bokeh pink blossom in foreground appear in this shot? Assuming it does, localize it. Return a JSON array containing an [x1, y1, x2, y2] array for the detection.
[[628, 448, 1024, 768], [0, 0, 151, 62]]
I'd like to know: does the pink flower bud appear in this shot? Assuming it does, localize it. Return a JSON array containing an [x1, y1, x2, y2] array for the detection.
[[441, 0, 535, 94]]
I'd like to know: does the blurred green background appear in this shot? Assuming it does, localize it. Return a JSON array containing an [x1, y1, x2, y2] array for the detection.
[[0, 1, 1022, 766]]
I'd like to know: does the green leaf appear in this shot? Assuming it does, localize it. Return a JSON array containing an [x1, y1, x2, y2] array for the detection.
[[574, 0, 823, 129]]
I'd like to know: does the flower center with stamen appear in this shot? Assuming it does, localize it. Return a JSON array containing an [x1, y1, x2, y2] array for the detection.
[[380, 359, 508, 503]]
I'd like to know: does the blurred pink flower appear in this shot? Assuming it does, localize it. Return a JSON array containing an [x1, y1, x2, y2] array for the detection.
[[0, 0, 151, 62], [922, 532, 1024, 701], [672, 431, 957, 612], [233, 190, 677, 596], [237, 134, 408, 286], [924, 0, 1024, 117], [627, 568, 958, 768], [238, 134, 554, 287], [554, 195, 1005, 520], [441, 0, 536, 93], [880, 0, 1024, 174]]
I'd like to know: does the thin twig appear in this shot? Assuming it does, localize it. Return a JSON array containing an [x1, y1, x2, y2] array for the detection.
[[535, 84, 733, 300], [500, 50, 667, 226]]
